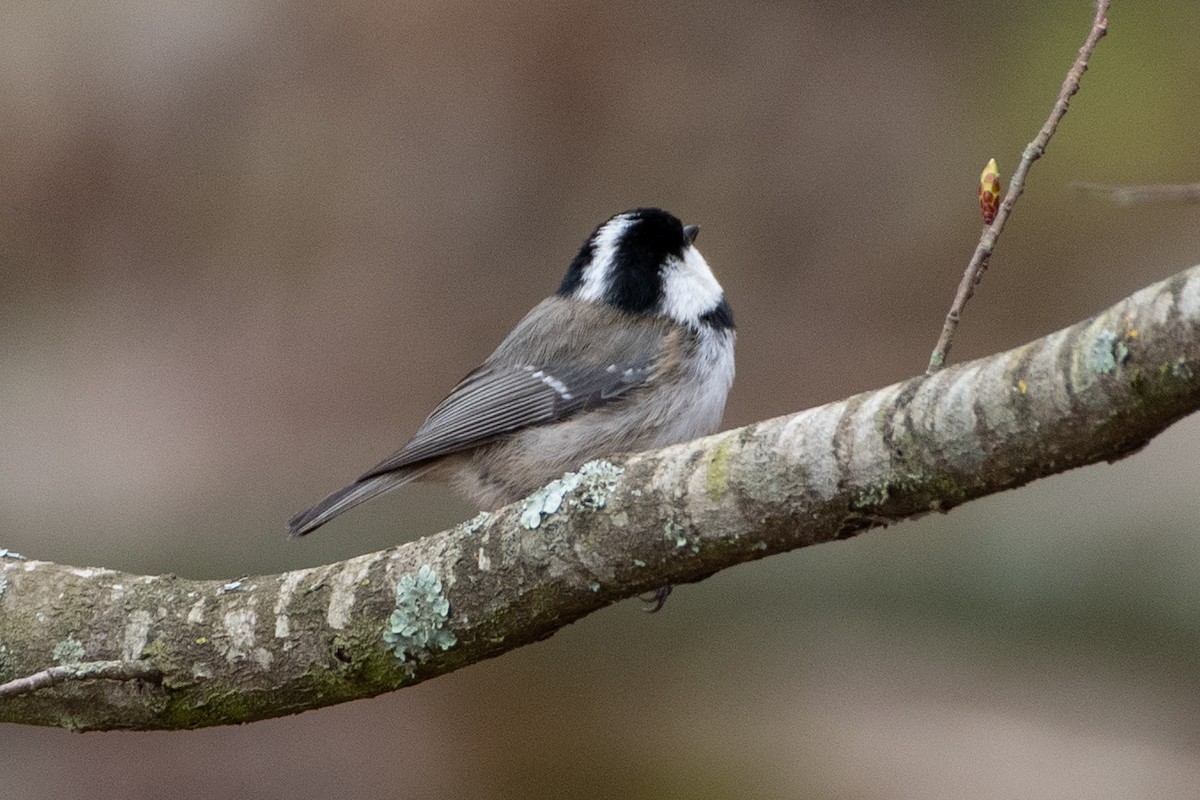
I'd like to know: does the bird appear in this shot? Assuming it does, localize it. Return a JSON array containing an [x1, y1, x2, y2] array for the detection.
[[288, 207, 735, 539]]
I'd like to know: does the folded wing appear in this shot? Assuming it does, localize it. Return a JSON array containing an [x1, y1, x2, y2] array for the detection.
[[358, 357, 655, 479]]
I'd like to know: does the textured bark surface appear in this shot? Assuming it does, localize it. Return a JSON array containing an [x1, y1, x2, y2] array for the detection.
[[2, 263, 1198, 731]]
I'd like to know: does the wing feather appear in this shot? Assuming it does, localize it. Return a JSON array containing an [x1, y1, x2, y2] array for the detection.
[[356, 298, 673, 481], [357, 357, 656, 480], [290, 299, 677, 537]]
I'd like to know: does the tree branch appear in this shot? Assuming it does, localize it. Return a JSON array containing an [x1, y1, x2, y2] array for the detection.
[[1072, 181, 1200, 205], [927, 0, 1111, 373], [2, 260, 1199, 731], [0, 660, 162, 701]]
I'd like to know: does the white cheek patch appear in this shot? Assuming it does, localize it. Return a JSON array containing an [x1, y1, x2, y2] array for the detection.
[[660, 246, 725, 324], [573, 215, 634, 304]]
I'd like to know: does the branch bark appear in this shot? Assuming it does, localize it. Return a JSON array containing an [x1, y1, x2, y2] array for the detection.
[[2, 262, 1199, 731]]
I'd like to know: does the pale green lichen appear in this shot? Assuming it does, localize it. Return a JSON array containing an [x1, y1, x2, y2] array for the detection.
[[1086, 330, 1127, 375], [460, 511, 491, 534], [664, 519, 688, 548], [519, 460, 624, 529], [1087, 331, 1119, 374], [383, 564, 456, 665], [520, 476, 579, 527], [575, 460, 623, 508], [853, 471, 967, 514], [53, 635, 85, 665], [1171, 359, 1194, 380], [854, 479, 892, 508]]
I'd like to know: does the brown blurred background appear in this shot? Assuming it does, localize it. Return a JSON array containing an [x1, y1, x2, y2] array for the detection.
[[3, 1, 1200, 797]]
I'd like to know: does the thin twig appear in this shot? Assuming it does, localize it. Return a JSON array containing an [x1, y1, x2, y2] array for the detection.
[[1072, 181, 1200, 205], [927, 0, 1111, 374], [0, 660, 162, 700]]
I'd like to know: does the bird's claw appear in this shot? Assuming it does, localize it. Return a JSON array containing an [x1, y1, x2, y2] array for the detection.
[[639, 585, 672, 613]]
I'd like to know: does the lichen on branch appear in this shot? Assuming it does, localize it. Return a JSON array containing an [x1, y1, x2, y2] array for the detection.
[[1, 261, 1199, 731]]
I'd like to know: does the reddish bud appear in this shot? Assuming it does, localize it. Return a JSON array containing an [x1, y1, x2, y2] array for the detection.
[[979, 158, 1001, 225]]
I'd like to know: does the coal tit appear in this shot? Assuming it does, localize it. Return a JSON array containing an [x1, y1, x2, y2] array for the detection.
[[288, 207, 735, 538]]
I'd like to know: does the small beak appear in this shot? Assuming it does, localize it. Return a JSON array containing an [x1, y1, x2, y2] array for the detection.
[[683, 224, 700, 244]]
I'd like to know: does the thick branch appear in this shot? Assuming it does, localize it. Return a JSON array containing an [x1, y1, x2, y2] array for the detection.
[[2, 262, 1199, 731]]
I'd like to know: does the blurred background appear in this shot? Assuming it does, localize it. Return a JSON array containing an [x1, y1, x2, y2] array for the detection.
[[2, 0, 1199, 797]]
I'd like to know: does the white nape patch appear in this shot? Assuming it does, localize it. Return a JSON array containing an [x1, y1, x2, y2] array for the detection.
[[530, 369, 573, 400], [661, 246, 725, 324], [572, 214, 635, 303]]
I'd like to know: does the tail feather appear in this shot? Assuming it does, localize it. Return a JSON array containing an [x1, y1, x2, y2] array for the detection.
[[288, 469, 423, 538]]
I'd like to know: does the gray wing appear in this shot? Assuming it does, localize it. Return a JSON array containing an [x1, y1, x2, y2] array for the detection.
[[287, 299, 675, 537], [290, 353, 658, 538], [357, 357, 657, 481], [357, 297, 675, 481]]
